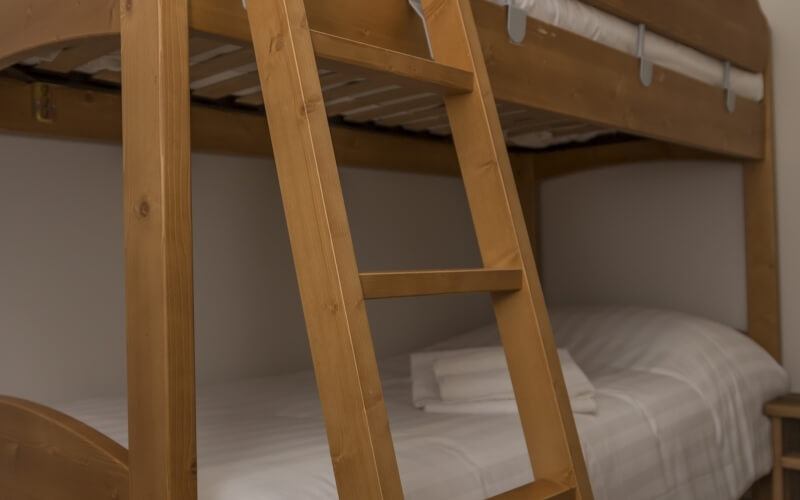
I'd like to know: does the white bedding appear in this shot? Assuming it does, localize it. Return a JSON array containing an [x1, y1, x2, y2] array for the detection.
[[57, 306, 788, 500]]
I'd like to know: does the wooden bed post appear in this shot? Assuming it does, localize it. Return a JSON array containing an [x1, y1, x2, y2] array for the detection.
[[120, 1, 198, 500], [512, 153, 541, 264], [743, 61, 781, 363]]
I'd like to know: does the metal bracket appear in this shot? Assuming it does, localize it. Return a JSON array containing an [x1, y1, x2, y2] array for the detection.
[[32, 82, 55, 123], [506, 4, 527, 44], [408, 0, 435, 58], [637, 24, 653, 87], [723, 61, 736, 113]]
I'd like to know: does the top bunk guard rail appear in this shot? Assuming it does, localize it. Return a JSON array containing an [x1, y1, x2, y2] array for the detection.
[[0, 0, 770, 159]]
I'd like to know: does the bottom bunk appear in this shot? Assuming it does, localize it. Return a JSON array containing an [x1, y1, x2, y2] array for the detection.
[[1, 306, 787, 500]]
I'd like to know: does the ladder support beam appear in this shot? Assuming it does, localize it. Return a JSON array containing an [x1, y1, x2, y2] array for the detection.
[[420, 0, 593, 497], [245, 0, 403, 498], [360, 268, 521, 299]]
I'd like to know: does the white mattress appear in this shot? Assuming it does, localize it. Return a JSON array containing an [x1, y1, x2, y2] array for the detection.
[[488, 0, 764, 102], [57, 306, 788, 500]]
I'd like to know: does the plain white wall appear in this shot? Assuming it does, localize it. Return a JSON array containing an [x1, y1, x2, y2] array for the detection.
[[540, 161, 748, 331], [0, 135, 493, 405], [759, 0, 800, 391]]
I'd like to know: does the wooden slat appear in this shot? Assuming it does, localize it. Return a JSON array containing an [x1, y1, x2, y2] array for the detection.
[[322, 78, 393, 103], [421, 0, 591, 498], [120, 0, 197, 499], [489, 479, 576, 500], [377, 104, 447, 127], [189, 47, 254, 82], [0, 395, 129, 500], [743, 62, 781, 361], [344, 94, 442, 122], [782, 453, 800, 471], [245, 0, 403, 498], [37, 37, 120, 73], [360, 268, 522, 299], [0, 77, 462, 176], [325, 87, 416, 117], [235, 92, 264, 106], [189, 36, 226, 56], [580, 0, 768, 72], [192, 71, 260, 99], [93, 70, 122, 84]]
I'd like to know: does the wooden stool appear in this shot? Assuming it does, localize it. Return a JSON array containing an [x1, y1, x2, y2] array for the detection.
[[765, 394, 800, 499]]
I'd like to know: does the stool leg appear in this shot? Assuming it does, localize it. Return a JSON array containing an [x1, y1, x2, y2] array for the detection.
[[772, 417, 783, 500]]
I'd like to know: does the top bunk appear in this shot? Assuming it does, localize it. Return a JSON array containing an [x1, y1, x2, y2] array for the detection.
[[0, 0, 770, 162]]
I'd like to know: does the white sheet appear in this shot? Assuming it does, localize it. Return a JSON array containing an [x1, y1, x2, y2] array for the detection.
[[487, 0, 764, 102], [57, 306, 788, 500]]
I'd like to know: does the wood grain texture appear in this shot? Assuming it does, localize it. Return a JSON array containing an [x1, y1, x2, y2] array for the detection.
[[0, 77, 461, 175], [0, 396, 129, 500], [360, 268, 521, 299], [309, 32, 473, 96], [580, 0, 769, 73], [421, 0, 592, 497], [0, 0, 119, 71], [489, 479, 575, 500], [246, 0, 403, 497], [473, 0, 765, 160], [743, 62, 781, 361], [120, 0, 197, 499]]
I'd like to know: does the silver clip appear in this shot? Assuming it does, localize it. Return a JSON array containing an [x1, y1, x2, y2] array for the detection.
[[242, 0, 246, 9], [507, 4, 527, 44], [723, 61, 736, 113], [637, 24, 653, 87], [408, 0, 435, 58]]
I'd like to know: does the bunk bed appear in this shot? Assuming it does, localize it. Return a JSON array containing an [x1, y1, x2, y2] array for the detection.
[[0, 0, 783, 499]]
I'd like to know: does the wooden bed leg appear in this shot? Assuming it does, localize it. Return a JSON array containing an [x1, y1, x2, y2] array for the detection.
[[120, 1, 198, 500], [244, 0, 403, 498], [512, 153, 541, 266], [743, 60, 780, 362]]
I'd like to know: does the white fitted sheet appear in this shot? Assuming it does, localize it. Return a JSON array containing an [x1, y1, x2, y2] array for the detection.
[[58, 307, 787, 500], [487, 0, 764, 102]]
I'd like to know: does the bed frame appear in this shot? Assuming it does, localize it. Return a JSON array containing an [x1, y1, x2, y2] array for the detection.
[[0, 0, 780, 499]]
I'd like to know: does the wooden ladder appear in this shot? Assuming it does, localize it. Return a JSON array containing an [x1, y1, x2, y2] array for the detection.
[[244, 0, 592, 498]]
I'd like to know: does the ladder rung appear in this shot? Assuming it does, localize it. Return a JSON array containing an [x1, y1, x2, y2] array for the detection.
[[311, 31, 473, 96], [488, 479, 576, 500], [360, 268, 521, 299]]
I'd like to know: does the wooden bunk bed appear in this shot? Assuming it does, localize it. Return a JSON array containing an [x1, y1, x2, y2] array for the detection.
[[0, 0, 780, 499]]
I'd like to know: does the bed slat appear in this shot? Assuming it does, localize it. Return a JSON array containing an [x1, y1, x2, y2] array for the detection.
[[37, 37, 119, 73]]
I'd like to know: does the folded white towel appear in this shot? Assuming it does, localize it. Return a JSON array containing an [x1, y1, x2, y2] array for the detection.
[[433, 346, 507, 378], [411, 345, 598, 415], [437, 369, 514, 402], [411, 348, 487, 408]]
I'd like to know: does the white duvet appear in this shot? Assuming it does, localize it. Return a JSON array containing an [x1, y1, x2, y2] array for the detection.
[[58, 306, 788, 500]]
